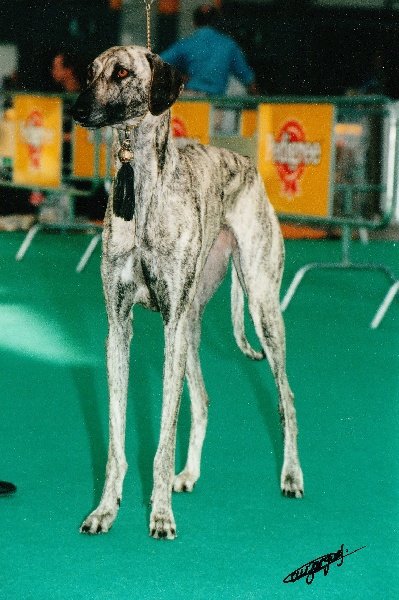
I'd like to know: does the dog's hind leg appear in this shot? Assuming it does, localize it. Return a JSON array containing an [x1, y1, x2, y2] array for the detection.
[[173, 228, 234, 494], [247, 282, 304, 498], [80, 258, 133, 534], [229, 191, 304, 498]]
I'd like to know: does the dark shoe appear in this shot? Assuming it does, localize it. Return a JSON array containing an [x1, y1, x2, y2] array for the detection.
[[0, 481, 17, 496]]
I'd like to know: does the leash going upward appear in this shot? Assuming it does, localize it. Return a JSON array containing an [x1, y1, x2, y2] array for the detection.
[[144, 0, 156, 51], [114, 1, 155, 220]]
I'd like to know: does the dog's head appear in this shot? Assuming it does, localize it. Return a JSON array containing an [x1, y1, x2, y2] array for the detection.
[[72, 46, 184, 128]]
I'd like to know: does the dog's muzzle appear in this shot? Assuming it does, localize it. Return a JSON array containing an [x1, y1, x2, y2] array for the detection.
[[72, 89, 105, 128]]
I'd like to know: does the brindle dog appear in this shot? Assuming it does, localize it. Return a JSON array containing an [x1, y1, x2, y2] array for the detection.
[[72, 45, 304, 540]]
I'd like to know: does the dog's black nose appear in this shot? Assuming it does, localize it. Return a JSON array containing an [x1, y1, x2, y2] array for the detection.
[[73, 105, 87, 119], [71, 102, 88, 123], [71, 88, 95, 124], [71, 88, 106, 128]]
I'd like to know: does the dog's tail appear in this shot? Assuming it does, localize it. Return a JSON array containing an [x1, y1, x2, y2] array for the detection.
[[231, 264, 265, 361]]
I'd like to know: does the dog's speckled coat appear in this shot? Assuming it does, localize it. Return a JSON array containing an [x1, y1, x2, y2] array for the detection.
[[72, 45, 303, 540]]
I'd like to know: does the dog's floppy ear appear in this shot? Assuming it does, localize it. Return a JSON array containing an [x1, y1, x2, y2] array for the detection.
[[147, 54, 184, 116]]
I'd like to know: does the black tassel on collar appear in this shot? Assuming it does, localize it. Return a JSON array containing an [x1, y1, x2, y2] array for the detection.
[[113, 128, 135, 221]]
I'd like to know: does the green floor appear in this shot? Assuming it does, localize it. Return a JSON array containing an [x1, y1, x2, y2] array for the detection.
[[0, 231, 398, 599]]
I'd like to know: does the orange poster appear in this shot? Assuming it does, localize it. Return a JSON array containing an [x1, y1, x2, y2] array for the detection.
[[72, 125, 113, 179], [257, 103, 335, 218], [240, 109, 257, 138], [171, 101, 210, 145], [13, 95, 62, 188]]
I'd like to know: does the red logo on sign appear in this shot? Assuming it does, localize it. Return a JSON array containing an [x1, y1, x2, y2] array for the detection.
[[24, 110, 44, 170], [270, 120, 321, 197], [171, 116, 188, 138]]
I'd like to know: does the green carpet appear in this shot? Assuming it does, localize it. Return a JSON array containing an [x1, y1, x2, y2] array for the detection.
[[0, 231, 398, 599]]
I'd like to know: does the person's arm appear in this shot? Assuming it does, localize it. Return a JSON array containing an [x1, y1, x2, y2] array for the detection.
[[230, 41, 258, 95]]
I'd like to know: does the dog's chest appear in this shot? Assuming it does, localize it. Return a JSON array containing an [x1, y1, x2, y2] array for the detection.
[[117, 212, 202, 317], [116, 249, 159, 312]]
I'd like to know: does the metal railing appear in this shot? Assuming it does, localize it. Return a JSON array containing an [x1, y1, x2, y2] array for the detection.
[[195, 95, 399, 327], [1, 92, 398, 323]]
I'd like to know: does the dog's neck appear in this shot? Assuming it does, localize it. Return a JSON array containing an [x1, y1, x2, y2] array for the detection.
[[104, 110, 178, 255], [117, 111, 176, 185]]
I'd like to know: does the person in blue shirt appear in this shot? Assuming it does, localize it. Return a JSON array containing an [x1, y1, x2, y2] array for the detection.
[[160, 4, 257, 96]]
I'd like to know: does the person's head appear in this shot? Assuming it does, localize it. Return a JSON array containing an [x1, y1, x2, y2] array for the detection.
[[193, 4, 219, 28], [51, 51, 83, 92]]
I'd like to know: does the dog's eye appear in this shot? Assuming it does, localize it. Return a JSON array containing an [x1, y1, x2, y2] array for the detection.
[[117, 68, 129, 79]]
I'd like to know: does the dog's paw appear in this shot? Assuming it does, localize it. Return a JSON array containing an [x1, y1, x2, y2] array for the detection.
[[281, 466, 304, 499], [149, 508, 177, 540], [173, 470, 198, 493], [80, 504, 119, 535]]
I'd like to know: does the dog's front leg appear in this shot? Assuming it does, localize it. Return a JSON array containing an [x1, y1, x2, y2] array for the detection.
[[174, 303, 209, 493], [150, 317, 188, 540], [81, 261, 133, 534]]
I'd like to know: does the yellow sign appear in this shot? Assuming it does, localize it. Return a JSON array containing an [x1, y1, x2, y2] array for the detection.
[[72, 125, 112, 179], [13, 95, 62, 188], [0, 112, 15, 158], [257, 103, 334, 218], [240, 109, 257, 138], [171, 101, 210, 145]]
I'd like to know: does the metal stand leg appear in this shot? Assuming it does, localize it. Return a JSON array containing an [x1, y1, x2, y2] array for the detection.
[[359, 228, 369, 244], [76, 233, 102, 273], [370, 280, 399, 329], [15, 219, 102, 272], [282, 260, 397, 315], [15, 223, 43, 261], [281, 265, 314, 311], [281, 222, 397, 327]]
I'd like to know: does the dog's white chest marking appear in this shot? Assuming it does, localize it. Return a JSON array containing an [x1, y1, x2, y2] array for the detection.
[[103, 213, 136, 257], [120, 254, 134, 284]]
